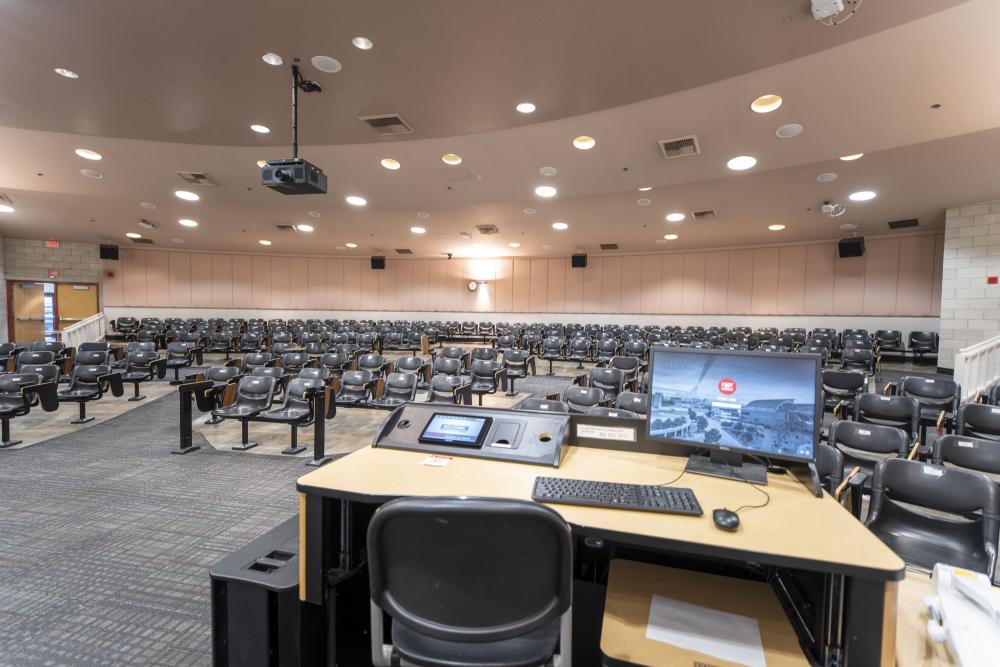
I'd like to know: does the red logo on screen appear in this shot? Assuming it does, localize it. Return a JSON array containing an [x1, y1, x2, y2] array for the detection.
[[718, 378, 737, 395]]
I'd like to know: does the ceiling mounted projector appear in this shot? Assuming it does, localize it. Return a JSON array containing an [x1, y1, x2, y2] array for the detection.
[[262, 61, 328, 195]]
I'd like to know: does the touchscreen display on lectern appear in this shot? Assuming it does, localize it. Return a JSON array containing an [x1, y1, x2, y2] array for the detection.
[[419, 414, 492, 447]]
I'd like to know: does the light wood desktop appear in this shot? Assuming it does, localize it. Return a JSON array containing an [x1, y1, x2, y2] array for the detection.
[[895, 570, 957, 667]]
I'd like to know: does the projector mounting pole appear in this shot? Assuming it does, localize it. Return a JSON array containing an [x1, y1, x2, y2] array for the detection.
[[291, 63, 300, 158]]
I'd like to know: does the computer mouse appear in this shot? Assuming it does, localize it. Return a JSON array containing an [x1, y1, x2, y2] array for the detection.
[[712, 508, 740, 532]]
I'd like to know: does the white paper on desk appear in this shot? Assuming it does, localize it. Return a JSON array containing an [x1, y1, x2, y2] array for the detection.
[[646, 594, 766, 667]]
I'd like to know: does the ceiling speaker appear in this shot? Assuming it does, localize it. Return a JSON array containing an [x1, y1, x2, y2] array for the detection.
[[571, 254, 588, 268], [371, 256, 386, 270], [838, 237, 865, 258], [99, 244, 119, 261]]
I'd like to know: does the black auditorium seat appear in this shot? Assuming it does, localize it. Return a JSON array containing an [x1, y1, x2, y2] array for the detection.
[[615, 392, 649, 417], [424, 375, 471, 405], [568, 337, 592, 369], [432, 357, 462, 378], [563, 386, 606, 414], [588, 367, 625, 403], [908, 331, 939, 363], [440, 347, 470, 371], [258, 377, 328, 455], [933, 434, 1000, 483], [501, 349, 534, 397], [243, 352, 275, 372], [369, 373, 419, 407], [393, 356, 431, 387], [468, 359, 503, 406], [192, 366, 243, 423], [853, 394, 921, 449], [357, 353, 391, 378], [14, 350, 56, 373], [335, 370, 377, 406], [165, 341, 202, 384], [471, 347, 498, 362], [0, 372, 58, 447], [518, 397, 568, 413], [539, 336, 565, 376], [840, 347, 875, 375], [57, 364, 124, 424], [827, 419, 909, 495], [250, 366, 287, 401], [280, 352, 313, 377], [895, 376, 961, 448], [587, 406, 637, 419], [319, 352, 351, 379], [119, 350, 167, 401], [595, 337, 620, 363], [955, 403, 1000, 442], [212, 375, 277, 450], [207, 331, 237, 358], [821, 370, 867, 418]]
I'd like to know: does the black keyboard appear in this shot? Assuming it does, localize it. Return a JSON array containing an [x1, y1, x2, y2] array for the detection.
[[531, 476, 703, 516]]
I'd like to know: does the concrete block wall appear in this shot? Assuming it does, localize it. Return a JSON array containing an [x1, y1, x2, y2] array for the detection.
[[940, 200, 1000, 369], [3, 238, 103, 283]]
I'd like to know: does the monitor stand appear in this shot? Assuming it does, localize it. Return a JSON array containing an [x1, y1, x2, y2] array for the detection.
[[685, 449, 768, 485]]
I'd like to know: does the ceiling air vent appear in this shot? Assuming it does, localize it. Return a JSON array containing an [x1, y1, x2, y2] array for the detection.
[[175, 171, 217, 186], [276, 224, 295, 231], [692, 209, 717, 221], [600, 243, 619, 251], [476, 224, 499, 235], [137, 219, 159, 230], [395, 249, 413, 255], [887, 218, 919, 230], [441, 166, 476, 182], [658, 135, 701, 160], [130, 238, 154, 245], [358, 113, 414, 136]]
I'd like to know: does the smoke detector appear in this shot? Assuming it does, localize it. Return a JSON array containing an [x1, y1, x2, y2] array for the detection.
[[137, 219, 159, 230]]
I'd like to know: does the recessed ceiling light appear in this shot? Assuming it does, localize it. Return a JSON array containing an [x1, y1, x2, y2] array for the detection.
[[381, 158, 401, 170], [441, 153, 462, 165], [262, 53, 283, 66], [295, 224, 314, 233], [654, 239, 667, 245], [750, 94, 782, 113], [509, 242, 521, 248], [178, 218, 198, 227], [637, 198, 652, 207], [523, 208, 536, 215], [542, 245, 554, 250], [352, 36, 374, 50], [726, 155, 757, 171], [417, 212, 431, 219], [666, 213, 686, 222], [336, 245, 347, 250], [840, 223, 860, 231], [816, 173, 838, 182], [258, 239, 272, 246], [839, 153, 864, 161], [535, 185, 557, 198], [573, 136, 596, 150], [256, 159, 268, 168], [516, 102, 536, 114], [552, 222, 569, 230], [664, 234, 679, 240], [345, 242, 358, 248], [80, 169, 103, 179], [307, 210, 321, 217], [175, 190, 200, 201], [126, 232, 142, 239], [539, 166, 558, 176], [140, 202, 157, 210], [768, 224, 786, 231], [54, 67, 79, 79], [410, 226, 426, 234], [250, 124, 270, 134], [0, 205, 14, 214], [171, 238, 185, 244], [849, 190, 877, 202], [74, 148, 102, 161], [345, 195, 367, 206], [637, 187, 652, 192], [311, 55, 342, 73], [775, 123, 804, 139]]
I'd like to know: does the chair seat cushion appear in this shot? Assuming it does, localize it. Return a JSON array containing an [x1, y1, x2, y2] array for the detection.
[[121, 371, 153, 382], [212, 405, 264, 418], [58, 388, 99, 400], [392, 616, 560, 667], [258, 407, 310, 422], [166, 359, 191, 368]]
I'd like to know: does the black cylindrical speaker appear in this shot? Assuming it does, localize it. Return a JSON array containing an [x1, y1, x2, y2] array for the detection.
[[371, 256, 386, 270], [571, 254, 587, 268], [99, 244, 120, 260], [838, 237, 865, 258]]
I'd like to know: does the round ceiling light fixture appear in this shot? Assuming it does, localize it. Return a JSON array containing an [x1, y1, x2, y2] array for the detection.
[[441, 153, 462, 165], [666, 212, 686, 222], [171, 238, 185, 245], [54, 67, 79, 79], [80, 169, 103, 179], [572, 136, 596, 150], [839, 153, 864, 161], [175, 190, 200, 201], [345, 242, 358, 248], [750, 94, 782, 113], [258, 239, 272, 246], [849, 190, 877, 202], [816, 172, 838, 183], [655, 239, 667, 245], [552, 221, 569, 230], [380, 158, 400, 170], [295, 224, 314, 232], [637, 186, 652, 192], [178, 218, 198, 227], [417, 211, 431, 219], [523, 208, 536, 215], [126, 232, 142, 239], [534, 185, 557, 198], [410, 226, 426, 234], [0, 204, 15, 214], [352, 36, 374, 50], [768, 224, 786, 231], [775, 123, 804, 139], [345, 195, 367, 206], [516, 102, 536, 114], [509, 242, 521, 248], [250, 124, 270, 134], [637, 198, 652, 207], [311, 56, 342, 73], [840, 223, 860, 231], [539, 166, 558, 176], [664, 234, 679, 240], [726, 155, 757, 171], [307, 210, 321, 217], [140, 202, 157, 210], [74, 148, 102, 161], [261, 52, 283, 66]]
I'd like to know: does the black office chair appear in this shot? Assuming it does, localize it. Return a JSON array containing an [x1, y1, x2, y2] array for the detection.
[[518, 397, 569, 413], [57, 364, 124, 424], [211, 375, 277, 450], [367, 497, 572, 667], [865, 458, 999, 578], [955, 403, 1000, 442], [563, 386, 606, 414]]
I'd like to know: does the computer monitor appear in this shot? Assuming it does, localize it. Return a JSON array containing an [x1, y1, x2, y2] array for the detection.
[[646, 346, 821, 484]]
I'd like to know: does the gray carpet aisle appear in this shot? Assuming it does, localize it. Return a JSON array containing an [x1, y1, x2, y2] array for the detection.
[[0, 393, 305, 666]]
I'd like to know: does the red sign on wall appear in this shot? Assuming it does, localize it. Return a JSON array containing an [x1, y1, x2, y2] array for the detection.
[[48, 269, 60, 279], [46, 240, 60, 248]]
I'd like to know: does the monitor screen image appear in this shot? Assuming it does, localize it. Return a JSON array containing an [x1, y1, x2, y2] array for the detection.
[[646, 348, 819, 462], [419, 413, 492, 447]]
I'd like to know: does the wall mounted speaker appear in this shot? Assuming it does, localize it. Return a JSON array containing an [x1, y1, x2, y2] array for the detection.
[[838, 237, 865, 258], [571, 254, 588, 268], [371, 256, 386, 270], [99, 244, 120, 261]]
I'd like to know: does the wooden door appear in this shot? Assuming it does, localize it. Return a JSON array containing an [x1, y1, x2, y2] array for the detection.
[[55, 283, 99, 330], [10, 282, 46, 342]]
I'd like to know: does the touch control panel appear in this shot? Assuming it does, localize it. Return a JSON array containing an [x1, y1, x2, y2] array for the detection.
[[372, 403, 569, 467]]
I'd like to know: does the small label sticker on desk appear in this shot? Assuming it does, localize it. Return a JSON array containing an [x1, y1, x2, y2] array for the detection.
[[421, 455, 452, 467], [576, 424, 636, 442]]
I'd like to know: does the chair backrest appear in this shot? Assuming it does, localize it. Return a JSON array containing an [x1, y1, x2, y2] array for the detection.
[[394, 357, 426, 374], [821, 370, 866, 399], [382, 373, 418, 403], [17, 350, 55, 368], [956, 403, 1000, 442], [814, 443, 845, 495], [589, 367, 625, 397], [75, 350, 109, 366], [282, 352, 310, 370], [250, 367, 283, 382], [244, 352, 273, 368], [469, 359, 500, 383], [504, 349, 530, 365], [0, 372, 41, 400], [30, 341, 65, 354], [596, 338, 619, 356], [615, 392, 649, 415], [72, 364, 110, 385], [609, 356, 640, 378], [866, 458, 999, 577], [205, 366, 241, 383], [563, 386, 604, 413], [283, 377, 323, 411], [897, 376, 959, 413], [125, 350, 159, 370], [471, 347, 497, 362], [19, 364, 59, 383], [432, 357, 462, 377], [367, 497, 572, 642], [297, 367, 332, 382], [828, 419, 909, 460], [908, 331, 939, 351], [126, 341, 157, 353], [587, 406, 637, 419], [518, 398, 569, 413], [234, 375, 276, 410], [875, 330, 902, 347], [853, 394, 920, 441], [541, 336, 563, 354], [442, 347, 466, 361], [78, 342, 112, 353], [426, 374, 464, 403], [933, 434, 1000, 476]]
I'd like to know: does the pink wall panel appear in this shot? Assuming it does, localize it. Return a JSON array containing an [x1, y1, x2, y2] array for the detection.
[[325, 259, 344, 309], [564, 262, 583, 313], [189, 254, 212, 308], [726, 249, 754, 314], [121, 248, 146, 306], [361, 265, 378, 307], [547, 259, 566, 313], [494, 259, 513, 312], [271, 257, 290, 309], [410, 260, 429, 312], [863, 238, 900, 315], [474, 260, 495, 313], [444, 259, 466, 311], [620, 255, 642, 314], [529, 259, 548, 313], [640, 255, 662, 314], [751, 248, 780, 314], [343, 259, 362, 309], [601, 256, 622, 314], [661, 255, 684, 313], [145, 251, 170, 306], [895, 236, 936, 316], [582, 257, 603, 313], [703, 251, 729, 314], [232, 256, 253, 308], [167, 252, 192, 307], [307, 258, 326, 309], [211, 254, 233, 308], [776, 246, 807, 315], [832, 254, 866, 316], [682, 252, 706, 314], [394, 261, 413, 311], [426, 260, 447, 311], [378, 261, 395, 310], [102, 260, 123, 306], [931, 233, 945, 316], [251, 256, 272, 308], [803, 244, 835, 315], [288, 258, 310, 309]]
